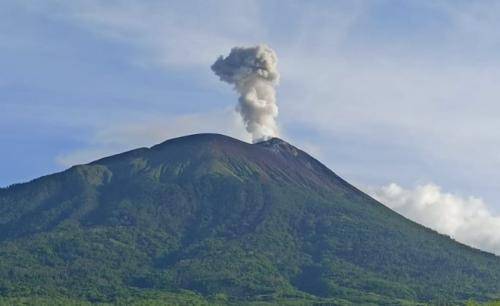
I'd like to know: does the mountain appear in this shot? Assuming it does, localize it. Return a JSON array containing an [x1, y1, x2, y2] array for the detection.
[[1, 133, 500, 305]]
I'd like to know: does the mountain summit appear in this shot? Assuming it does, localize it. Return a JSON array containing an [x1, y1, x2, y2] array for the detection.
[[1, 134, 499, 304]]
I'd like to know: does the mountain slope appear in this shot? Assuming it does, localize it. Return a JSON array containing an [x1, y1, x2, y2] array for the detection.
[[0, 133, 499, 304]]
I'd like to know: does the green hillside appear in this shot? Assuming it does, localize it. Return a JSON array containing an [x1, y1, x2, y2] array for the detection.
[[1, 134, 499, 305]]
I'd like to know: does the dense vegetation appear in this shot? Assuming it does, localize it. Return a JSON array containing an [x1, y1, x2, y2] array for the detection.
[[1, 134, 500, 304]]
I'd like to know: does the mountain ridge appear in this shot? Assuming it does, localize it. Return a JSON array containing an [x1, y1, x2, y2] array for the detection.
[[0, 133, 499, 304]]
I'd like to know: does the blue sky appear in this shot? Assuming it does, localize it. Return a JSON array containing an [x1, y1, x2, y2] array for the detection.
[[3, 1, 500, 253]]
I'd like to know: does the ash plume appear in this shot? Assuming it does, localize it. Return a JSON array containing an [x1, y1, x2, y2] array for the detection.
[[211, 44, 280, 143]]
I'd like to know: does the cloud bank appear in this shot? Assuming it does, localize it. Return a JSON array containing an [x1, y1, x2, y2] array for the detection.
[[370, 183, 500, 255], [211, 45, 280, 142]]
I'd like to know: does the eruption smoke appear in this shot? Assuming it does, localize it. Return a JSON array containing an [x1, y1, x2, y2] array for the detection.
[[211, 44, 280, 143]]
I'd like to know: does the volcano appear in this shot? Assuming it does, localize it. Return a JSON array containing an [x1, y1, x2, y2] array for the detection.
[[1, 134, 499, 304]]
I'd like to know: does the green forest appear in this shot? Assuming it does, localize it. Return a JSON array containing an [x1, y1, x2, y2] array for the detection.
[[1, 134, 500, 305]]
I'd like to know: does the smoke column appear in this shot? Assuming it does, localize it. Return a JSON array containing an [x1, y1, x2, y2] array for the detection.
[[211, 44, 280, 142]]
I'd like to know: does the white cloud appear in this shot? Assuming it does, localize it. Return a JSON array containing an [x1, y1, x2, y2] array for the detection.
[[369, 183, 500, 255], [28, 1, 265, 70], [278, 43, 500, 205]]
